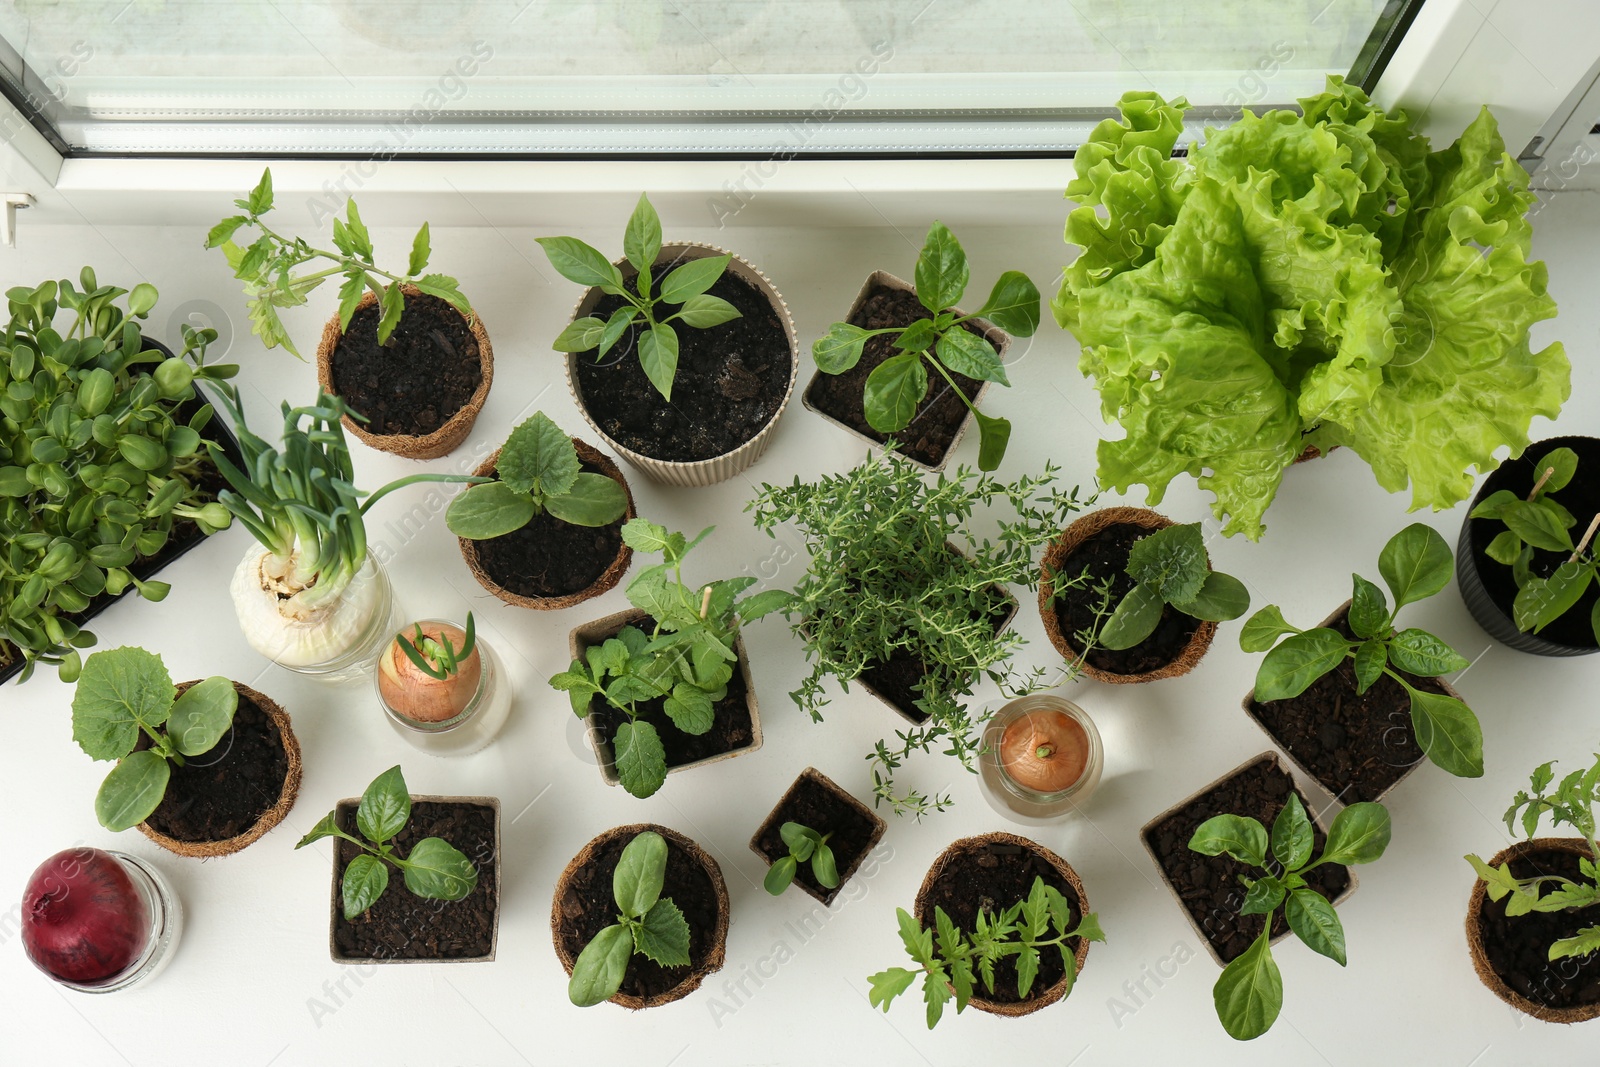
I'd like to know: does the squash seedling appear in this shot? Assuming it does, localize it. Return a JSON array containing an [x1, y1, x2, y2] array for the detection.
[[568, 831, 692, 1006]]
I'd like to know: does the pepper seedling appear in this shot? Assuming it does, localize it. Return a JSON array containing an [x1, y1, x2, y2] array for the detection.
[[296, 765, 478, 920], [1086, 521, 1250, 650], [1467, 754, 1600, 962], [445, 411, 629, 539], [763, 822, 839, 896], [1189, 794, 1391, 1040], [868, 874, 1105, 1028], [540, 193, 740, 402], [568, 830, 692, 1006], [70, 646, 238, 832], [1240, 522, 1484, 778], [812, 221, 1039, 471]]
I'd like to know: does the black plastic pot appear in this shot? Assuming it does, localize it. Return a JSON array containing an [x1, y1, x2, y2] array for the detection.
[[1456, 435, 1600, 657], [0, 342, 246, 685]]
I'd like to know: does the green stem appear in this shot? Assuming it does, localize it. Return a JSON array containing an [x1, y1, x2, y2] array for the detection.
[[924, 352, 981, 418]]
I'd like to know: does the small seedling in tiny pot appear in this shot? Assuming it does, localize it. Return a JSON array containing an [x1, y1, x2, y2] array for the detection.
[[445, 411, 628, 539], [1190, 794, 1391, 1040], [378, 615, 482, 723], [1467, 754, 1600, 962], [1085, 521, 1250, 650], [568, 831, 693, 1006], [70, 646, 238, 832], [868, 874, 1105, 1028], [296, 765, 478, 920], [813, 221, 1040, 471], [763, 822, 839, 896], [1241, 522, 1484, 778], [540, 193, 741, 402]]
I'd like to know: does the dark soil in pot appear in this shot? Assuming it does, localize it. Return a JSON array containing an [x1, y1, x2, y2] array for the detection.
[[574, 263, 791, 462], [555, 831, 722, 1001], [856, 596, 1016, 724], [1050, 521, 1201, 676], [1246, 608, 1440, 802], [1143, 755, 1350, 964], [804, 284, 985, 468], [329, 293, 483, 437], [332, 799, 498, 961], [751, 769, 884, 905], [473, 456, 626, 599], [138, 692, 287, 843], [1462, 435, 1600, 652], [1473, 841, 1600, 1013], [587, 662, 754, 767]]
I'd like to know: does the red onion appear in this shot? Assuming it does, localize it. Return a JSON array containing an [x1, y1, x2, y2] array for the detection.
[[22, 848, 149, 984]]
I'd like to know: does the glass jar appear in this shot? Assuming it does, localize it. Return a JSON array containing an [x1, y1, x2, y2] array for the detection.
[[233, 547, 402, 684], [377, 620, 511, 756], [57, 851, 183, 994], [979, 694, 1104, 823]]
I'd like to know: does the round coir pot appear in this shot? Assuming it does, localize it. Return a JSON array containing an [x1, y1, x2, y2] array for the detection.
[[551, 823, 729, 1009], [317, 284, 494, 460], [914, 832, 1092, 1018], [458, 437, 636, 609], [137, 679, 302, 858], [1039, 506, 1216, 684]]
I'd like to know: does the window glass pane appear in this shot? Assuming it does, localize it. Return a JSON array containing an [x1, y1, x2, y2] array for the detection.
[[1, 0, 1404, 155]]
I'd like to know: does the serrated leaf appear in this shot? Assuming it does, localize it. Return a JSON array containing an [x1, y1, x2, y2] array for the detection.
[[868, 967, 918, 1011], [71, 647, 176, 759], [663, 683, 714, 735], [1126, 522, 1209, 605], [498, 411, 581, 499], [613, 720, 667, 798], [634, 896, 691, 966]]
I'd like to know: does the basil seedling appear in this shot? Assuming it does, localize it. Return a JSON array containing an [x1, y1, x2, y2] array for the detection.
[[763, 822, 839, 896], [446, 412, 628, 539], [568, 831, 692, 1006]]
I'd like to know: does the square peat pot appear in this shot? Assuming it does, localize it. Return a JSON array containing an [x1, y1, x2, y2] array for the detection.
[[1139, 752, 1358, 968], [568, 608, 763, 788], [748, 767, 887, 906], [328, 795, 501, 964], [1241, 600, 1465, 806], [800, 269, 1004, 474]]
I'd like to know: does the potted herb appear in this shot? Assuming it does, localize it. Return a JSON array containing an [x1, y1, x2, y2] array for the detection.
[[376, 615, 512, 756], [210, 168, 491, 459], [869, 832, 1103, 1025], [748, 449, 1090, 816], [1241, 522, 1484, 800], [1055, 77, 1568, 540], [1458, 437, 1600, 656], [552, 823, 729, 1009], [297, 765, 499, 963], [749, 767, 886, 906], [1465, 755, 1600, 1022], [210, 387, 480, 678], [1, 277, 239, 685], [70, 646, 301, 858], [805, 221, 1038, 472], [551, 520, 790, 798], [540, 193, 798, 487], [1040, 507, 1248, 683], [446, 411, 635, 609]]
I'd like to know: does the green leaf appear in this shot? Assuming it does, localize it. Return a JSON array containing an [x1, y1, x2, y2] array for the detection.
[[245, 168, 273, 215], [1549, 925, 1600, 962], [614, 830, 669, 918], [71, 647, 176, 760], [127, 283, 158, 316], [118, 434, 167, 472], [1239, 875, 1286, 916], [95, 750, 170, 831], [1378, 523, 1454, 611], [635, 897, 692, 966], [764, 855, 798, 895], [536, 237, 624, 291], [868, 967, 919, 1012], [1016, 943, 1041, 999], [1174, 570, 1251, 622], [598, 306, 637, 357], [410, 274, 470, 316], [357, 765, 411, 844], [1514, 562, 1594, 634], [1484, 529, 1525, 566], [1501, 499, 1575, 552], [673, 293, 740, 329], [1189, 814, 1268, 867], [342, 854, 389, 919], [1406, 685, 1484, 778], [1466, 854, 1523, 902], [546, 472, 629, 528], [934, 328, 1007, 385], [1240, 605, 1298, 652], [569, 924, 633, 1007], [1126, 522, 1208, 605], [1098, 581, 1164, 650], [1285, 889, 1346, 966], [552, 315, 608, 353], [446, 481, 538, 540], [639, 322, 680, 401], [498, 412, 581, 500], [1349, 574, 1389, 638], [1470, 489, 1518, 521], [812, 843, 840, 889], [407, 222, 431, 276], [167, 676, 238, 757], [658, 253, 731, 304], [1538, 447, 1580, 494], [862, 351, 927, 433], [620, 518, 670, 553], [206, 215, 248, 249], [401, 837, 478, 901], [1213, 931, 1282, 1041], [376, 282, 405, 346], [813, 322, 870, 373], [1353, 639, 1387, 694], [1271, 792, 1314, 871], [1321, 802, 1392, 866], [974, 270, 1040, 336], [1386, 629, 1470, 677], [623, 193, 662, 274], [1255, 628, 1349, 702], [613, 720, 667, 799], [914, 221, 969, 312], [663, 683, 714, 735], [973, 410, 1011, 472], [736, 588, 795, 624], [779, 822, 820, 860]]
